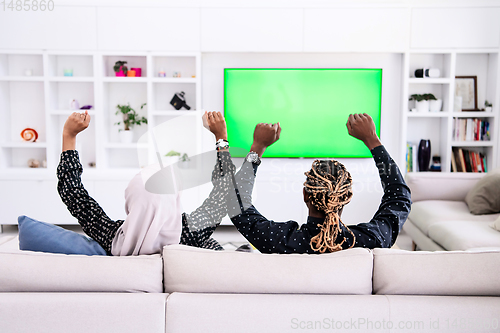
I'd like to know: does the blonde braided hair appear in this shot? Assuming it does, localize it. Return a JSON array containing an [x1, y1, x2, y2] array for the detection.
[[304, 160, 355, 253]]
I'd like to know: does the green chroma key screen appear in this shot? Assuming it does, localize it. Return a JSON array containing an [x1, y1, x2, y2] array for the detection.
[[224, 68, 382, 158]]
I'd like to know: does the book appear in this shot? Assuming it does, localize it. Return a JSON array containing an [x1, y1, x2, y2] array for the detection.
[[451, 149, 457, 172]]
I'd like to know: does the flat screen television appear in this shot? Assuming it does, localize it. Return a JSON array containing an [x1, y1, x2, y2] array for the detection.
[[224, 68, 382, 158]]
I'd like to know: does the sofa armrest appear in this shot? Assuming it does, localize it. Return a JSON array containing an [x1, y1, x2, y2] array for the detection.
[[405, 173, 484, 202]]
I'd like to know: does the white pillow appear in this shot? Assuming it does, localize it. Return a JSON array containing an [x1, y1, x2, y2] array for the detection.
[[490, 215, 500, 232]]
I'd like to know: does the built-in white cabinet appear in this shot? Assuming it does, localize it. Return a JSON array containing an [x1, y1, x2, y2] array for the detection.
[[0, 7, 97, 50], [304, 8, 409, 52], [411, 8, 500, 49], [200, 8, 304, 52], [96, 7, 201, 51], [402, 50, 499, 173]]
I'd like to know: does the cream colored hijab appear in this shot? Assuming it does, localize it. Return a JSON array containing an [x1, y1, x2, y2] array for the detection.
[[111, 166, 183, 256]]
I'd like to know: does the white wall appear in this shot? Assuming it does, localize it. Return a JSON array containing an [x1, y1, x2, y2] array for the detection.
[[201, 52, 403, 224]]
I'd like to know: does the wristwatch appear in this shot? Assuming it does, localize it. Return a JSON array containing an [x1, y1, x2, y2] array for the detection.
[[246, 151, 261, 165], [216, 139, 229, 149]]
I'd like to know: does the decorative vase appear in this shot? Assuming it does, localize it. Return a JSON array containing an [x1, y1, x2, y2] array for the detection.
[[429, 99, 442, 112], [416, 100, 429, 112], [485, 106, 493, 113], [119, 130, 134, 144], [131, 68, 142, 77], [418, 139, 431, 172], [115, 66, 126, 77]]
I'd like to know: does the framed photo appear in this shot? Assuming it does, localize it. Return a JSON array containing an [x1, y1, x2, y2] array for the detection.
[[455, 76, 478, 111]]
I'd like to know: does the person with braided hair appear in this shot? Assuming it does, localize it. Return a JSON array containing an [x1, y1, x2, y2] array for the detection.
[[228, 113, 412, 253]]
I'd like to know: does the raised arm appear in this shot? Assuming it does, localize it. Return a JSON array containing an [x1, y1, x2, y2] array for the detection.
[[346, 113, 412, 248], [57, 111, 123, 254]]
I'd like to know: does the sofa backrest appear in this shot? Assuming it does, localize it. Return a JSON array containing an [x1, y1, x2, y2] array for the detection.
[[0, 252, 163, 293], [373, 248, 500, 296], [163, 245, 373, 294], [405, 172, 484, 202]]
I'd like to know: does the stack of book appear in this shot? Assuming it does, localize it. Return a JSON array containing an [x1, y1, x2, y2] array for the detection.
[[451, 148, 487, 173], [406, 142, 417, 172], [452, 118, 490, 141]]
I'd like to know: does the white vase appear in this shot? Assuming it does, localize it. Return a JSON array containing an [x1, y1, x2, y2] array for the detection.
[[119, 130, 134, 144], [485, 106, 493, 113], [416, 100, 429, 112], [429, 99, 442, 112]]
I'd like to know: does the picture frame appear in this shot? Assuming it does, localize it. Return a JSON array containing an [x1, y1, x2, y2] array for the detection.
[[455, 76, 478, 111]]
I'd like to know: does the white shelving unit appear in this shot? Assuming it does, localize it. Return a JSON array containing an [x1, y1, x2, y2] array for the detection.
[[402, 49, 499, 173], [0, 50, 202, 173], [0, 50, 202, 226]]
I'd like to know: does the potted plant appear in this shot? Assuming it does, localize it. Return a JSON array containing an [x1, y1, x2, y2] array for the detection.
[[179, 153, 190, 169], [114, 61, 128, 77], [485, 100, 493, 113], [114, 103, 147, 144], [410, 94, 439, 112], [165, 150, 181, 165]]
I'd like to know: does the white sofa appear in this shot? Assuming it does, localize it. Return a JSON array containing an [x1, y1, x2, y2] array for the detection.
[[0, 237, 499, 333], [404, 173, 500, 251]]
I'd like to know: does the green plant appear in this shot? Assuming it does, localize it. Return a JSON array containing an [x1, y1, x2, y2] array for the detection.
[[165, 150, 180, 157], [485, 100, 493, 107], [114, 103, 147, 131], [113, 61, 128, 76], [180, 153, 190, 162], [409, 93, 437, 102]]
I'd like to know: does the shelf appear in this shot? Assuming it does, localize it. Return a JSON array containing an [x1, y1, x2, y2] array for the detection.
[[102, 77, 147, 83], [103, 143, 148, 149], [0, 76, 44, 82], [407, 112, 449, 118], [452, 112, 496, 118], [50, 110, 96, 116], [150, 110, 199, 116], [48, 77, 94, 82], [408, 78, 451, 84], [451, 141, 494, 147], [1, 142, 47, 148], [151, 78, 196, 83]]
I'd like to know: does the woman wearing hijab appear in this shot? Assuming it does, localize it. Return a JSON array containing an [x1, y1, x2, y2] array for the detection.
[[57, 110, 232, 255]]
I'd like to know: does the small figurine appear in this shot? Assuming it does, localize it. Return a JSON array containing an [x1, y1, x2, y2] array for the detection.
[[70, 99, 80, 110], [158, 69, 166, 77], [28, 159, 40, 168], [63, 69, 73, 77], [21, 128, 38, 142]]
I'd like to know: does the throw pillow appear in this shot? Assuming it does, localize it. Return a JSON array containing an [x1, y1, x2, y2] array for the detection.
[[465, 170, 500, 215], [490, 216, 500, 232], [18, 215, 107, 256]]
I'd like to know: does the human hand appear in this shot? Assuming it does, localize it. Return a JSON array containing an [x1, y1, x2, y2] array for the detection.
[[346, 113, 381, 150], [250, 122, 281, 157], [63, 111, 91, 138], [205, 111, 227, 141]]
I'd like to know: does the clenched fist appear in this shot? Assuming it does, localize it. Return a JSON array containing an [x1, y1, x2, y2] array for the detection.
[[63, 111, 91, 138], [346, 113, 381, 150], [250, 122, 281, 157]]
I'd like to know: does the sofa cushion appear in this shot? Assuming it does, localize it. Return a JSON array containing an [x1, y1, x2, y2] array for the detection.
[[409, 200, 499, 235], [163, 244, 373, 295], [0, 293, 167, 333], [166, 293, 390, 333], [405, 172, 484, 202], [373, 249, 500, 296], [465, 171, 500, 214], [18, 215, 106, 256], [0, 251, 163, 292], [428, 220, 500, 251], [491, 215, 500, 232]]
